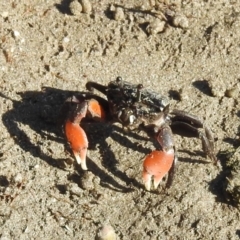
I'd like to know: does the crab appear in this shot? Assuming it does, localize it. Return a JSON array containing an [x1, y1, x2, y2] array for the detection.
[[63, 77, 218, 191]]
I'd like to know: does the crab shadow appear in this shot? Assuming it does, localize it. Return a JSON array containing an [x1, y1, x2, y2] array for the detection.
[[208, 138, 240, 209], [178, 148, 239, 209], [208, 151, 234, 206], [208, 111, 240, 208], [1, 87, 150, 192], [173, 143, 238, 209]]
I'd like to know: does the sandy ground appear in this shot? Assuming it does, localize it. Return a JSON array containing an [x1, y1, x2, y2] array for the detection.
[[0, 0, 240, 239]]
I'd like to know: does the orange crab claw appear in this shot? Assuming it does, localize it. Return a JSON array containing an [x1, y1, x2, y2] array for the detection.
[[88, 99, 106, 120], [143, 150, 174, 191], [65, 120, 88, 170]]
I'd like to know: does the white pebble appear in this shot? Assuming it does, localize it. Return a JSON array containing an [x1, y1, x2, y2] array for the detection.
[[96, 225, 117, 240], [13, 30, 20, 38], [146, 19, 165, 35], [14, 173, 23, 183], [63, 36, 70, 43], [1, 11, 9, 18], [69, 0, 82, 16], [114, 7, 124, 21], [172, 14, 189, 29], [80, 0, 92, 14]]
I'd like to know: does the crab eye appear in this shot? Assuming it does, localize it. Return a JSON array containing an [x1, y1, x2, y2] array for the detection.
[[137, 84, 143, 101], [129, 115, 136, 124], [86, 82, 94, 92], [116, 76, 122, 84]]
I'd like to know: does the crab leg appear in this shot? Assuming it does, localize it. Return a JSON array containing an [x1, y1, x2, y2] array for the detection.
[[170, 109, 218, 164], [142, 124, 176, 191], [64, 97, 106, 170]]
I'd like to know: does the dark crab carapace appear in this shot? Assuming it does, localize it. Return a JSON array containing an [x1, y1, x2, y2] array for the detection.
[[63, 77, 218, 191]]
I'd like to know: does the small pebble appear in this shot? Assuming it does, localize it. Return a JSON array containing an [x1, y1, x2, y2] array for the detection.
[[225, 87, 238, 99], [80, 0, 92, 14], [80, 171, 95, 190], [149, 0, 156, 7], [1, 11, 9, 18], [14, 173, 23, 183], [172, 14, 189, 29], [208, 80, 226, 98], [12, 30, 20, 38], [63, 36, 70, 43], [68, 183, 83, 196], [114, 7, 125, 21], [146, 19, 165, 35], [69, 0, 82, 16], [96, 225, 117, 240]]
